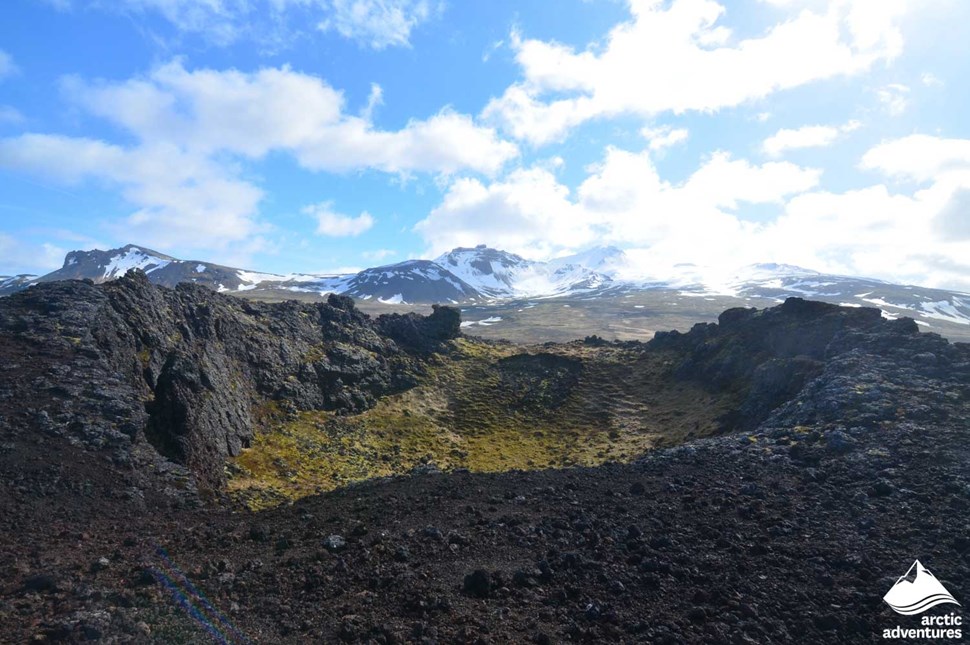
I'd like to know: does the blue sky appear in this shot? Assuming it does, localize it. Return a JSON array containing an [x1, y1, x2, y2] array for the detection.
[[1, 0, 970, 290]]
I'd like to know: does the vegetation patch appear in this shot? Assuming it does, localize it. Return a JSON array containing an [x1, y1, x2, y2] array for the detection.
[[228, 337, 739, 509]]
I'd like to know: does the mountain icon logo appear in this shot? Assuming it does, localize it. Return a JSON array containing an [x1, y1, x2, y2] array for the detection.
[[883, 560, 961, 615]]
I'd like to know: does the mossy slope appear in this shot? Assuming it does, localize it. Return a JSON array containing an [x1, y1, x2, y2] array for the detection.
[[228, 338, 738, 509]]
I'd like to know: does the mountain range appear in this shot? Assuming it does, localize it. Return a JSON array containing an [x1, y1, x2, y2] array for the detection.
[[2, 243, 969, 337]]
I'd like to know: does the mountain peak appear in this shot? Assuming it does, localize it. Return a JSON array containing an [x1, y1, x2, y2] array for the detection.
[[433, 246, 534, 297]]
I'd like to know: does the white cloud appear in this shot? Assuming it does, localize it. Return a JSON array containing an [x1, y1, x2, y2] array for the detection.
[[764, 125, 840, 157], [44, 0, 436, 49], [362, 248, 396, 261], [414, 167, 590, 258], [921, 72, 943, 87], [877, 83, 910, 115], [760, 171, 970, 291], [762, 121, 860, 157], [641, 125, 689, 152], [361, 82, 383, 120], [318, 0, 434, 50], [0, 233, 74, 275], [416, 146, 821, 267], [415, 135, 970, 292], [0, 134, 265, 249], [861, 134, 970, 182], [305, 202, 375, 236], [67, 61, 517, 175], [0, 50, 18, 80], [484, 0, 918, 145], [0, 61, 516, 251]]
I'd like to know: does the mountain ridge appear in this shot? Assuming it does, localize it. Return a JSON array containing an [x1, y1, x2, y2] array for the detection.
[[3, 243, 969, 337]]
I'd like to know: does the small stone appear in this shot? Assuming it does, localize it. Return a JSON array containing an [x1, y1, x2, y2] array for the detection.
[[629, 482, 646, 495], [512, 569, 538, 588], [23, 574, 57, 593], [825, 431, 857, 454], [421, 526, 443, 542], [323, 535, 347, 552], [871, 479, 894, 497], [463, 569, 491, 598]]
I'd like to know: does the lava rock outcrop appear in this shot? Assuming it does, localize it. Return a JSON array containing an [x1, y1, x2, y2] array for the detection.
[[649, 297, 968, 431], [0, 272, 459, 490]]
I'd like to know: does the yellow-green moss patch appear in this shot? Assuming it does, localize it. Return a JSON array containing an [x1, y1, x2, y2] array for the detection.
[[228, 338, 736, 510]]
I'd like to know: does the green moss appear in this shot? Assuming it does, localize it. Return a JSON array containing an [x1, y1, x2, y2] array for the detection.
[[303, 343, 328, 363], [228, 338, 734, 510]]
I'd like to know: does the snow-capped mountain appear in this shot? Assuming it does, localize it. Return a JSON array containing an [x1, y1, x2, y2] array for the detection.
[[548, 246, 632, 278], [434, 244, 617, 298], [433, 245, 536, 297], [31, 245, 255, 292], [0, 274, 38, 297], [3, 243, 969, 335], [340, 260, 478, 304]]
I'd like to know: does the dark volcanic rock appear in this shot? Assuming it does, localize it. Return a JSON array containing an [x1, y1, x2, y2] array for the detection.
[[462, 569, 492, 598], [0, 272, 460, 489], [1, 291, 968, 643], [648, 297, 964, 432]]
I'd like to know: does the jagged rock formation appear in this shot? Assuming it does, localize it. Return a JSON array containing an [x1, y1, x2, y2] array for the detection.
[[651, 298, 969, 432], [0, 271, 459, 491]]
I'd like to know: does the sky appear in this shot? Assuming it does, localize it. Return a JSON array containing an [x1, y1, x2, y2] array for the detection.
[[1, 0, 970, 291]]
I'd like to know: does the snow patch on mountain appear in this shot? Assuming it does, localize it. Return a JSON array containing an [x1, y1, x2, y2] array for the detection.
[[920, 299, 970, 325], [104, 247, 171, 279], [461, 316, 502, 328]]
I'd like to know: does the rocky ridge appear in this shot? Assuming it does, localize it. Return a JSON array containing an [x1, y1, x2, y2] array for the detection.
[[0, 270, 459, 492]]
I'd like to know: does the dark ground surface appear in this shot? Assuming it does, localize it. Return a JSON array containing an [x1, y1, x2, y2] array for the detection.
[[2, 418, 968, 643], [1, 282, 968, 643]]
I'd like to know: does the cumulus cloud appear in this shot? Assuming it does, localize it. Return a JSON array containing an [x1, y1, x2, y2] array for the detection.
[[419, 133, 970, 291], [763, 121, 860, 157], [861, 134, 970, 182], [0, 134, 265, 248], [0, 233, 70, 275], [66, 61, 517, 174], [483, 0, 919, 145], [414, 167, 589, 259], [305, 202, 375, 237], [934, 189, 970, 241], [416, 146, 821, 266], [0, 61, 515, 250]]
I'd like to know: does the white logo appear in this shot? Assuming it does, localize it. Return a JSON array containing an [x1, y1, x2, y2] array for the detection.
[[883, 560, 960, 615]]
